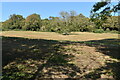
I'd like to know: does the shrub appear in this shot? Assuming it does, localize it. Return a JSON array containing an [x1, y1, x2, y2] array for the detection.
[[86, 25, 96, 32], [110, 30, 119, 33], [105, 28, 110, 32], [93, 29, 105, 33]]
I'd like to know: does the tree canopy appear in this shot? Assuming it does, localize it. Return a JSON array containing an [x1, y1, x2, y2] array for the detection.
[[90, 0, 120, 30], [2, 3, 119, 34]]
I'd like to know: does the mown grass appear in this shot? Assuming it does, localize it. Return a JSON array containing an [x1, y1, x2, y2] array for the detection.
[[1, 31, 120, 79], [2, 36, 80, 79], [2, 31, 118, 41]]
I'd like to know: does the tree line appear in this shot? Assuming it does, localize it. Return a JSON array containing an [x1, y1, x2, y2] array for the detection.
[[1, 0, 120, 34]]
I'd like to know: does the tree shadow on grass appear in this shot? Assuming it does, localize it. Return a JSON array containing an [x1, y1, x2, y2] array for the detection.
[[84, 39, 120, 59], [2, 36, 81, 80], [65, 38, 120, 79], [2, 36, 120, 79], [81, 61, 120, 80], [2, 36, 58, 66], [83, 39, 120, 80]]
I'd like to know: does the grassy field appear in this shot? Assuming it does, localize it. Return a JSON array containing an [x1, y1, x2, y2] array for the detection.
[[2, 31, 119, 41], [2, 31, 120, 79]]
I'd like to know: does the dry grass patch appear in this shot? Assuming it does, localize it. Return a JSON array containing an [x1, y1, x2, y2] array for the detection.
[[2, 31, 119, 41]]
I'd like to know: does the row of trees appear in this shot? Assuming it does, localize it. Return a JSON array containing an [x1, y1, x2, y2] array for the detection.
[[2, 12, 95, 33], [2, 4, 119, 33], [2, 14, 41, 31]]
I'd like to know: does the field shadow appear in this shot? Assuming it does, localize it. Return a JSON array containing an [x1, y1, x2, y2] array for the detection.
[[62, 38, 120, 79], [64, 38, 120, 59], [83, 39, 120, 79], [2, 36, 81, 79], [2, 36, 120, 79], [84, 38, 120, 59]]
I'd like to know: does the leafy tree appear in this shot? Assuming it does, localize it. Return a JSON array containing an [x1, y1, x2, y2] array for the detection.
[[2, 14, 25, 30], [103, 16, 119, 31], [59, 11, 70, 21], [23, 13, 41, 31], [90, 0, 120, 29], [41, 18, 50, 31]]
